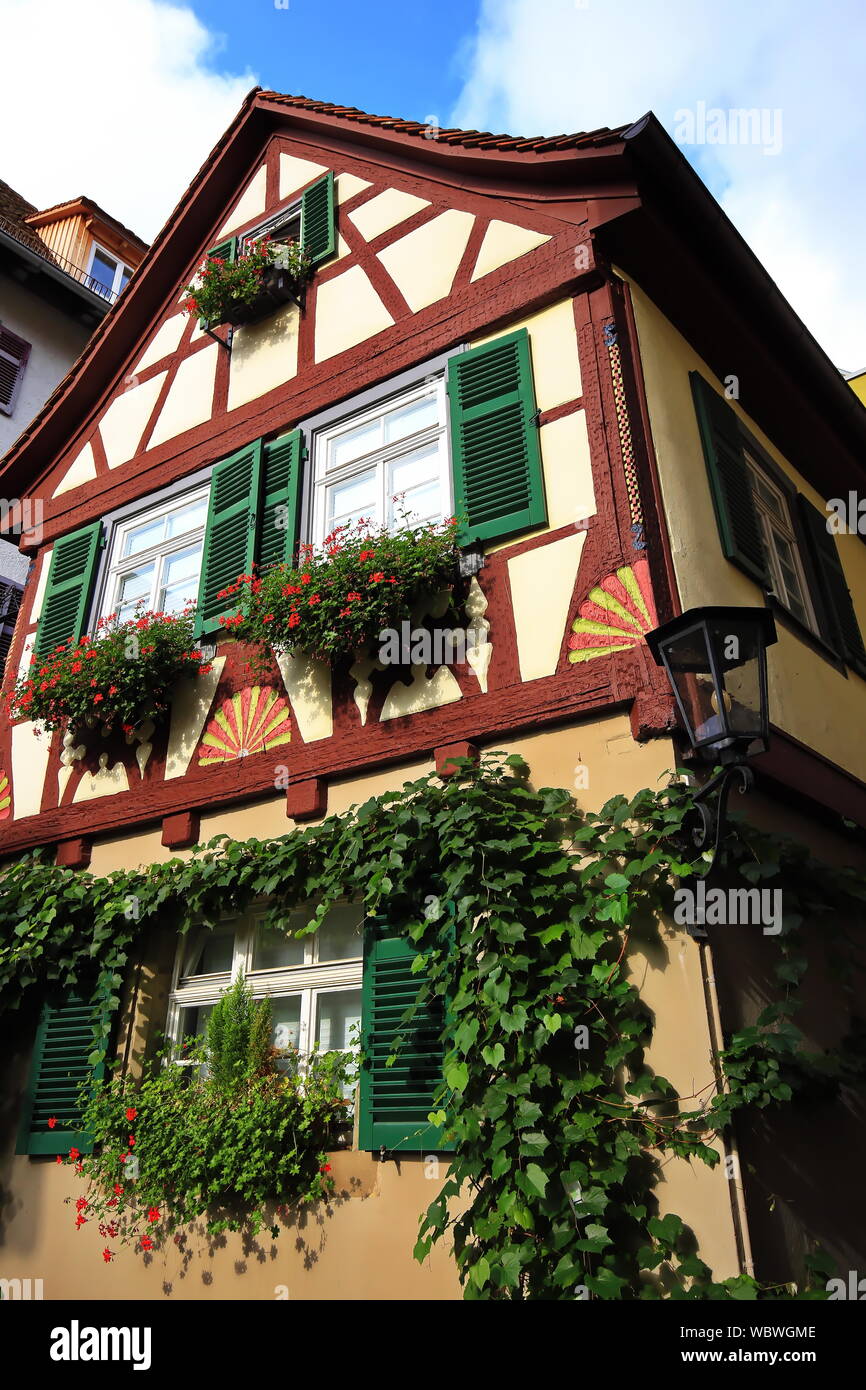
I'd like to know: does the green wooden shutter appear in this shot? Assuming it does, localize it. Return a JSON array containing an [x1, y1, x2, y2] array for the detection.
[[194, 439, 263, 639], [797, 496, 866, 676], [359, 918, 453, 1154], [207, 237, 237, 265], [301, 173, 336, 268], [690, 372, 769, 585], [16, 995, 108, 1156], [34, 521, 102, 660], [258, 430, 303, 572], [447, 328, 546, 545]]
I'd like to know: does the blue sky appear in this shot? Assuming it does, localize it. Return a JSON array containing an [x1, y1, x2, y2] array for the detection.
[[2, 0, 865, 367], [194, 0, 475, 126]]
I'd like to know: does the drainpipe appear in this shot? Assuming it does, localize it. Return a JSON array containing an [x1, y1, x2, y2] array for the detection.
[[699, 938, 755, 1278]]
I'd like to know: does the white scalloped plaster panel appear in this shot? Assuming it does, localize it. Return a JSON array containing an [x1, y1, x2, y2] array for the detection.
[[133, 314, 187, 373], [377, 210, 474, 313], [348, 189, 430, 241], [470, 220, 551, 281], [148, 344, 219, 449], [279, 153, 328, 199], [227, 303, 300, 412], [99, 372, 168, 469], [475, 299, 582, 406], [11, 721, 52, 818], [217, 164, 268, 237], [164, 658, 226, 780], [275, 652, 333, 742], [336, 172, 372, 202], [315, 266, 394, 362], [52, 442, 96, 498], [72, 753, 130, 802], [508, 532, 586, 681], [380, 665, 462, 720]]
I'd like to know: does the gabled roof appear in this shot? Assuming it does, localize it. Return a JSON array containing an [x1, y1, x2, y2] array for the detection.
[[0, 177, 44, 254], [258, 92, 628, 154], [25, 197, 147, 254], [2, 89, 865, 509]]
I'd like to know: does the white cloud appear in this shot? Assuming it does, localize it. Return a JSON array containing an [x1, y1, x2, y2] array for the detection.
[[451, 0, 866, 369], [0, 0, 257, 242]]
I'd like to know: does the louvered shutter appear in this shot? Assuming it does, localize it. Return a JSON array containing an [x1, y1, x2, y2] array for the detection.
[[259, 430, 303, 571], [447, 328, 546, 545], [690, 372, 769, 585], [16, 995, 108, 1156], [358, 918, 453, 1153], [34, 522, 103, 660], [797, 496, 866, 677], [301, 173, 336, 267], [0, 324, 31, 416], [194, 440, 263, 638]]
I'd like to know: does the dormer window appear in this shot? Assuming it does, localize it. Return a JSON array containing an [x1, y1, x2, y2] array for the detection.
[[87, 242, 132, 301]]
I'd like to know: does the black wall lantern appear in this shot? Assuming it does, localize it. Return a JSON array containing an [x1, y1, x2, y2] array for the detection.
[[646, 606, 777, 872]]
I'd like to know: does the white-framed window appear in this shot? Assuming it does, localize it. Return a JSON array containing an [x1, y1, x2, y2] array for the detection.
[[311, 376, 451, 545], [239, 199, 302, 254], [87, 242, 133, 299], [98, 486, 209, 623], [745, 454, 818, 633], [166, 902, 363, 1077]]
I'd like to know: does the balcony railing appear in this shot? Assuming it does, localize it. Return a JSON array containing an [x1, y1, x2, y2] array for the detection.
[[0, 214, 119, 304]]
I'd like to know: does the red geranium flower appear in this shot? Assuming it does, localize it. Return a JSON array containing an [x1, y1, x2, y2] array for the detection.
[[147, 1207, 160, 1223], [48, 1116, 57, 1129], [140, 1235, 154, 1252], [126, 1107, 137, 1122], [69, 1147, 80, 1161], [102, 1247, 114, 1263]]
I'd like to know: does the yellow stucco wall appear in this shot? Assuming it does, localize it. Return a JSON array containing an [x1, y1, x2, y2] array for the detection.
[[1, 721, 743, 1298], [625, 273, 866, 783]]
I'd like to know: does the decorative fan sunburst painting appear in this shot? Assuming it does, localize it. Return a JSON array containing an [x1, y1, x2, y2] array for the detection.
[[567, 560, 658, 663], [197, 687, 292, 766], [0, 770, 10, 820]]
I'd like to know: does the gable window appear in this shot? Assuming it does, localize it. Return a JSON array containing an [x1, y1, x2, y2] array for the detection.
[[311, 377, 451, 544], [0, 323, 31, 416], [87, 243, 132, 301], [167, 903, 363, 1078], [239, 199, 302, 254], [691, 371, 866, 676], [99, 486, 209, 623]]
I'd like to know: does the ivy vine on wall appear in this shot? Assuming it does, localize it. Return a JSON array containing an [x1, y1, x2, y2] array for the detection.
[[1, 752, 863, 1298]]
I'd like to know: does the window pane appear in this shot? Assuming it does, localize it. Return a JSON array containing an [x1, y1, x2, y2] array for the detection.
[[166, 498, 208, 538], [91, 249, 117, 292], [116, 564, 155, 619], [184, 927, 235, 976], [331, 419, 382, 470], [384, 394, 439, 444], [119, 268, 131, 291], [123, 517, 166, 558], [388, 447, 442, 526], [252, 921, 306, 970], [314, 989, 362, 1051], [159, 543, 203, 613], [317, 903, 363, 961], [177, 1002, 213, 1049], [327, 469, 378, 531], [271, 996, 302, 1053]]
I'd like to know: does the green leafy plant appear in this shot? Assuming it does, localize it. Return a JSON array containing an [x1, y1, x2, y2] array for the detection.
[[2, 755, 862, 1294], [181, 237, 312, 327], [220, 513, 461, 666], [6, 604, 210, 743]]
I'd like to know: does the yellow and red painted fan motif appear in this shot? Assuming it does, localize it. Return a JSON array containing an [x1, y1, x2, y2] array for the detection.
[[568, 560, 657, 663], [0, 770, 10, 820], [198, 686, 292, 766]]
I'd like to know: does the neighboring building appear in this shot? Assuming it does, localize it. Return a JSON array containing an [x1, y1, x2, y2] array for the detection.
[[0, 180, 147, 595], [0, 91, 864, 1300], [846, 367, 866, 409]]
